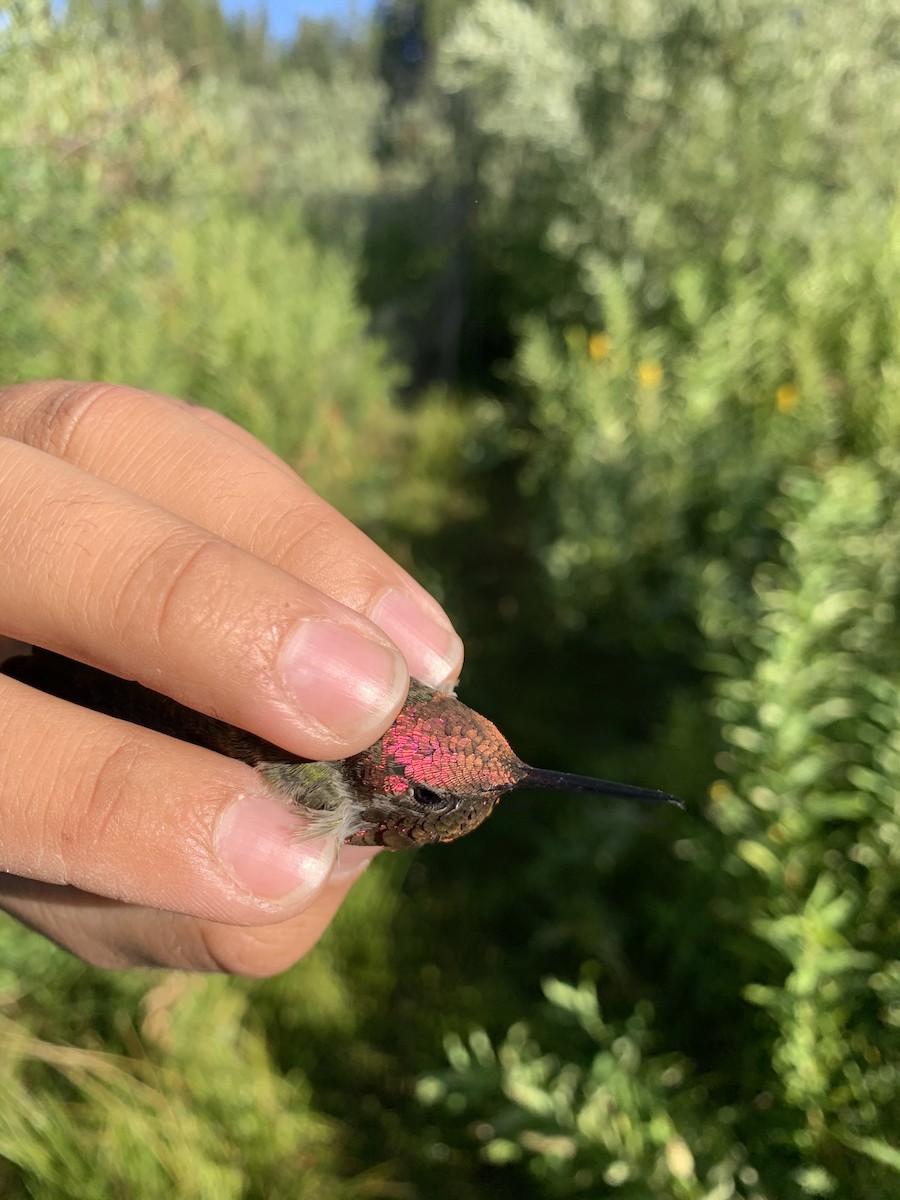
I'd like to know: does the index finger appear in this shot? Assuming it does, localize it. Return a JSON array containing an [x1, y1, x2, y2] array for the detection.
[[0, 438, 407, 760], [0, 381, 464, 689]]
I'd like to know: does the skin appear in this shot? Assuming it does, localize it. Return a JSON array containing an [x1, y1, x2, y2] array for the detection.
[[0, 380, 464, 976]]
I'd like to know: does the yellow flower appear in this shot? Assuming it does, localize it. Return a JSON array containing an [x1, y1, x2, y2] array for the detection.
[[709, 780, 731, 804], [637, 359, 663, 388], [587, 331, 612, 361], [776, 383, 800, 412]]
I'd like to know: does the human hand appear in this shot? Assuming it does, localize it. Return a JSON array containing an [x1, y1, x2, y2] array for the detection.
[[0, 381, 463, 974]]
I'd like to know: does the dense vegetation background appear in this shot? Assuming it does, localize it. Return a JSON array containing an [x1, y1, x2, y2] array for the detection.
[[3, 0, 900, 1195]]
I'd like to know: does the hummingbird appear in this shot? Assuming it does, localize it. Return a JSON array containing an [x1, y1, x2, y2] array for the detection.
[[2, 649, 682, 850]]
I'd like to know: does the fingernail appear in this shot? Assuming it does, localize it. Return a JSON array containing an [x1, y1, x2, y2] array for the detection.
[[216, 791, 336, 902], [371, 589, 464, 688], [279, 620, 407, 740]]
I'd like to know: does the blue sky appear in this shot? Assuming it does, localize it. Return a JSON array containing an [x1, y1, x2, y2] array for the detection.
[[220, 0, 377, 39]]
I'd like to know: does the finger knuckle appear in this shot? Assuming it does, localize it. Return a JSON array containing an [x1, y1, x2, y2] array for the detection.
[[55, 736, 149, 877], [111, 530, 233, 655], [266, 502, 381, 603], [17, 381, 130, 459]]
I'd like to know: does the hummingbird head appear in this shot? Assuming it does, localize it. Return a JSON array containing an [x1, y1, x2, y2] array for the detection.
[[342, 682, 681, 850]]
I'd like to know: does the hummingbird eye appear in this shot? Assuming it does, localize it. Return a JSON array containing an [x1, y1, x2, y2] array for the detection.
[[411, 784, 444, 807]]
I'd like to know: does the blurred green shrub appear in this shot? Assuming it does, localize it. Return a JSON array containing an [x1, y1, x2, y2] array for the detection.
[[419, 457, 900, 1196], [0, 0, 466, 534], [419, 977, 756, 1199]]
